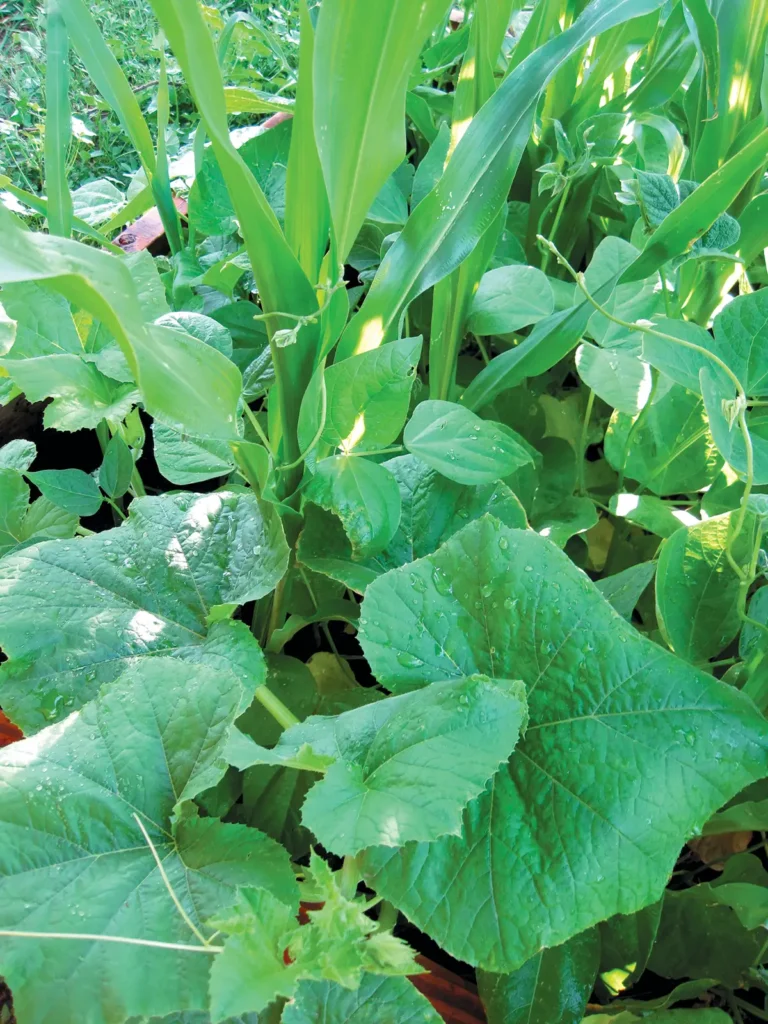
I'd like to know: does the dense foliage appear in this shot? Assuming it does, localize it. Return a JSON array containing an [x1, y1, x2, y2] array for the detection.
[[1, 0, 768, 1022]]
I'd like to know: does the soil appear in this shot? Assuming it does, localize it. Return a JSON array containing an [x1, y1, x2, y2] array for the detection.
[[0, 980, 15, 1024]]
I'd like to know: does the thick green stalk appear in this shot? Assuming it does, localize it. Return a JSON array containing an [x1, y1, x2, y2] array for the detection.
[[428, 0, 512, 400]]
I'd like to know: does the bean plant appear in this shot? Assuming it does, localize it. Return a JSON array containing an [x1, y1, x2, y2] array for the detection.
[[1, 0, 768, 1022]]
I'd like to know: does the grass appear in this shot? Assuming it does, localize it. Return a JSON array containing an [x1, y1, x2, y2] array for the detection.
[[0, 0, 299, 196]]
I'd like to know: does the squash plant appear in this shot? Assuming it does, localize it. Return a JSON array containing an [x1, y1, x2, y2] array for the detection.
[[1, 0, 768, 1021]]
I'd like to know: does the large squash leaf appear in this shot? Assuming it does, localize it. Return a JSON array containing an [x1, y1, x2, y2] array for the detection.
[[357, 517, 768, 970], [0, 490, 288, 733], [0, 658, 296, 1024]]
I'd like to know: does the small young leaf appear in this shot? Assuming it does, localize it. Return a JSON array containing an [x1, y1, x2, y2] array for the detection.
[[0, 470, 33, 556], [299, 675, 528, 854], [575, 344, 652, 415], [605, 383, 722, 496], [27, 467, 102, 516], [0, 439, 36, 473], [319, 337, 422, 452], [712, 289, 768, 397], [99, 433, 134, 498], [209, 853, 419, 1017], [649, 855, 768, 988], [155, 311, 234, 359], [298, 454, 527, 593], [70, 178, 126, 226], [1, 354, 139, 432], [411, 122, 451, 210], [0, 280, 82, 358], [595, 562, 657, 621], [152, 422, 236, 486], [208, 888, 302, 1019], [404, 400, 534, 485], [640, 316, 713, 393]]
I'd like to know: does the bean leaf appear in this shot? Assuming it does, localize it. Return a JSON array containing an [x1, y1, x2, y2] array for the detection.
[[404, 400, 535, 485]]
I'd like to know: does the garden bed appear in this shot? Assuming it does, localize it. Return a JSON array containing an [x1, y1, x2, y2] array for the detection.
[[1, 1, 768, 1023]]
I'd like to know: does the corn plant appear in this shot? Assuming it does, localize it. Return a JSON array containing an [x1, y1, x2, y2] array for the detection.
[[1, 0, 768, 1022]]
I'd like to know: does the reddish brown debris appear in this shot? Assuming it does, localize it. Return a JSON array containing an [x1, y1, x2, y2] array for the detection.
[[412, 957, 487, 1024], [0, 710, 21, 748], [115, 111, 293, 254], [115, 195, 188, 254]]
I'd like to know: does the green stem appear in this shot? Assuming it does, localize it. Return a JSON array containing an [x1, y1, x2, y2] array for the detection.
[[339, 855, 361, 899], [377, 901, 399, 932], [104, 496, 127, 521], [243, 403, 274, 456], [130, 466, 146, 499], [112, 422, 146, 498], [253, 682, 299, 730], [660, 266, 673, 318], [473, 333, 491, 365], [541, 180, 571, 275], [577, 389, 595, 496], [266, 576, 287, 641], [96, 421, 109, 455], [280, 368, 327, 473], [734, 996, 768, 1022], [728, 993, 746, 1024]]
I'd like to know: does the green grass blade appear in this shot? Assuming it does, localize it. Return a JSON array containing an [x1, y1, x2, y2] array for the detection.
[[694, 0, 768, 181], [682, 0, 720, 111], [601, 2, 695, 117], [0, 176, 123, 252], [57, 0, 156, 171], [57, 0, 181, 250], [339, 0, 668, 360], [223, 88, 295, 116], [153, 47, 182, 254], [98, 185, 154, 238], [313, 0, 451, 262], [44, 0, 73, 238], [621, 126, 768, 283], [284, 0, 330, 285]]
